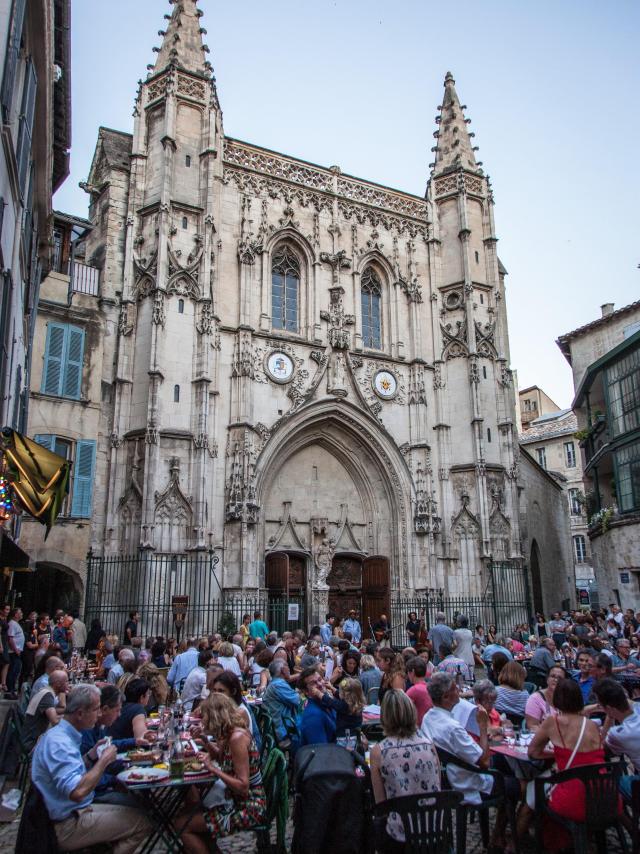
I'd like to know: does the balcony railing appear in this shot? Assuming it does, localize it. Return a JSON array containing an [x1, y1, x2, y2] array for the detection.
[[71, 261, 99, 296]]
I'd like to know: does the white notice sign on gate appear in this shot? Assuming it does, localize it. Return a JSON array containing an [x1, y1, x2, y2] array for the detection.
[[287, 604, 299, 621]]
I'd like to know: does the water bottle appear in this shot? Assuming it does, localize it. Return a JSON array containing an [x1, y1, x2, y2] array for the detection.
[[169, 735, 184, 778]]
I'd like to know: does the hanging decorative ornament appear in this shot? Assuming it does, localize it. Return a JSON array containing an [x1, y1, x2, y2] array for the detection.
[[0, 475, 15, 521]]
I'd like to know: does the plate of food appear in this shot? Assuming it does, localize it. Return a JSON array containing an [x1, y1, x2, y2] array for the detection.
[[117, 767, 170, 785], [126, 749, 156, 765], [183, 758, 208, 776]]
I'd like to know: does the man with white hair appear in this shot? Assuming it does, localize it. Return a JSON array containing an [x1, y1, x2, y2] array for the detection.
[[107, 647, 135, 685], [31, 684, 151, 852]]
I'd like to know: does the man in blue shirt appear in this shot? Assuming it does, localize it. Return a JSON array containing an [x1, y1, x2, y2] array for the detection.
[[481, 636, 514, 665], [31, 684, 150, 853], [428, 613, 455, 664], [343, 610, 362, 644], [167, 636, 199, 688], [298, 666, 336, 746], [262, 659, 301, 746], [248, 611, 269, 640], [572, 650, 595, 702], [320, 613, 336, 645]]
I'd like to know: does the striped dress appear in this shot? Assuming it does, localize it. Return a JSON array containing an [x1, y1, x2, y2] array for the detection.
[[204, 734, 266, 838]]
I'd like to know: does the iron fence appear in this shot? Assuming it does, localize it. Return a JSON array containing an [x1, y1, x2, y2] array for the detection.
[[84, 552, 307, 640], [390, 562, 532, 648]]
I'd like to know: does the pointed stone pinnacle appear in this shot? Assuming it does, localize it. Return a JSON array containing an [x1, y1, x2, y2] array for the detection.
[[153, 0, 210, 76], [431, 71, 479, 175]]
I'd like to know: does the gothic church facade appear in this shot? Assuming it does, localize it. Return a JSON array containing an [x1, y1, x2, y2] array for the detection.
[[24, 0, 575, 627]]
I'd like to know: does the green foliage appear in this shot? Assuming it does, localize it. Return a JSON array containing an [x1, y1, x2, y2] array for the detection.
[[217, 610, 237, 638]]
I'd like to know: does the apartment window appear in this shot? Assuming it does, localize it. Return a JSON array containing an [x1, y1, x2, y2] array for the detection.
[[568, 487, 582, 516], [574, 535, 587, 564], [15, 57, 37, 199], [33, 435, 96, 518], [0, 0, 27, 122], [536, 447, 547, 469], [564, 441, 576, 468], [607, 348, 640, 438], [41, 322, 85, 399], [615, 440, 640, 513]]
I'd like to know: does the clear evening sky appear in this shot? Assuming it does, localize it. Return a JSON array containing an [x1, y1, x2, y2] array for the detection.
[[55, 0, 640, 408]]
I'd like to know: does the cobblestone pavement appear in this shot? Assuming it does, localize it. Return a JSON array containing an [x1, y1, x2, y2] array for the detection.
[[0, 804, 633, 852]]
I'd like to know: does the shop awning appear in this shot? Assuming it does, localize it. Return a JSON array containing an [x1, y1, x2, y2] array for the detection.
[[0, 530, 30, 571], [1, 429, 70, 538]]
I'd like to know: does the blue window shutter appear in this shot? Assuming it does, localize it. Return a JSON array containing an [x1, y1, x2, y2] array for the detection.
[[33, 434, 55, 451], [62, 325, 84, 399], [42, 323, 66, 395], [70, 440, 96, 518]]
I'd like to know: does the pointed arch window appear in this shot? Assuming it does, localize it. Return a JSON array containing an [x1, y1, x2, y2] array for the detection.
[[361, 267, 382, 349], [271, 246, 300, 332]]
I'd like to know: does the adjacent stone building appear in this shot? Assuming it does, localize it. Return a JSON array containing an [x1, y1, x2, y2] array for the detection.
[[558, 302, 640, 610], [519, 402, 594, 606], [0, 0, 71, 592], [23, 0, 574, 632]]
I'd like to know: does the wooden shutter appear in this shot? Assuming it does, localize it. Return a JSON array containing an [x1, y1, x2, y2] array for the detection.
[[70, 440, 96, 518], [33, 434, 55, 451], [15, 56, 37, 198], [42, 322, 66, 395], [62, 325, 85, 399], [265, 552, 289, 593], [0, 0, 27, 121]]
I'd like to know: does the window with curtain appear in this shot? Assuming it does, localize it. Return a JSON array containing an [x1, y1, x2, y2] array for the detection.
[[271, 246, 299, 332], [573, 535, 587, 564], [361, 267, 382, 349]]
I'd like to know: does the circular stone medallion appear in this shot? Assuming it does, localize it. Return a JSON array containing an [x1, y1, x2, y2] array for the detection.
[[373, 369, 398, 400], [266, 350, 294, 383]]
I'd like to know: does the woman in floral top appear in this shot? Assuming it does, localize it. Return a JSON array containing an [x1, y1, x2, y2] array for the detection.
[[370, 689, 441, 852]]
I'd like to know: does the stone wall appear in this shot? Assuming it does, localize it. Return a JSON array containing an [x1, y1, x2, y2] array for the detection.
[[519, 449, 575, 612], [589, 515, 640, 611]]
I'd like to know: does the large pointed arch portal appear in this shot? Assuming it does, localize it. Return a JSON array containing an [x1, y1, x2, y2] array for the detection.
[[257, 400, 413, 627]]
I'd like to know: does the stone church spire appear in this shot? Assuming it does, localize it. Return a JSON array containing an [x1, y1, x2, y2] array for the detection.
[[431, 72, 479, 175], [153, 0, 211, 77]]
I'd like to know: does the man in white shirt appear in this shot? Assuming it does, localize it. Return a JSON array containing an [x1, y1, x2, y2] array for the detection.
[[181, 650, 213, 710], [421, 672, 519, 847], [7, 607, 25, 697], [593, 677, 640, 800]]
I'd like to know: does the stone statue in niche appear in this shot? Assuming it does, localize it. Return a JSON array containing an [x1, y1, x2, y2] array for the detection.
[[314, 537, 335, 589], [327, 352, 348, 397]]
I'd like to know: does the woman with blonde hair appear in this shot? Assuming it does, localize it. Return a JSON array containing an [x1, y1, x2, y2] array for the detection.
[[370, 690, 441, 852], [376, 649, 406, 705], [176, 693, 266, 853], [137, 660, 169, 712], [320, 677, 366, 737]]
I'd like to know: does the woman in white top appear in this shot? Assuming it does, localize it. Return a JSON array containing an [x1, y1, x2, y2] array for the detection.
[[453, 615, 475, 672]]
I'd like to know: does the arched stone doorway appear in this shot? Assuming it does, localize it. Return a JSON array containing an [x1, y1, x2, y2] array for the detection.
[[530, 540, 544, 615], [12, 562, 82, 616]]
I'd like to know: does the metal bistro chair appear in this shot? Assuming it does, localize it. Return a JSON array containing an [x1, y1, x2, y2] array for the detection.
[[367, 685, 380, 705], [533, 761, 628, 854], [435, 746, 519, 854], [255, 747, 288, 853], [374, 791, 463, 854]]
